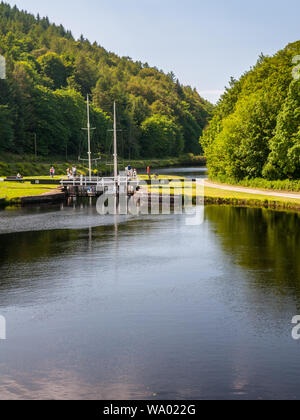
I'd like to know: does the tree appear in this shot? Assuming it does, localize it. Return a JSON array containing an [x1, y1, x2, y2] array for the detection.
[[74, 54, 98, 96], [37, 52, 67, 89], [0, 105, 13, 150], [201, 40, 300, 180], [140, 115, 183, 158], [0, 2, 212, 158], [264, 80, 300, 179]]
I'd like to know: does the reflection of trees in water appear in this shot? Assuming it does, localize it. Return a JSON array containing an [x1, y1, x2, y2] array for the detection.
[[0, 229, 88, 299], [0, 229, 90, 267], [2, 205, 300, 310], [205, 206, 300, 297], [0, 217, 155, 297]]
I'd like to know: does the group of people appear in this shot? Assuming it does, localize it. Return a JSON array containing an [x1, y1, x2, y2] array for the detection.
[[49, 166, 77, 179], [126, 165, 137, 179], [18, 165, 152, 181], [66, 167, 77, 179]]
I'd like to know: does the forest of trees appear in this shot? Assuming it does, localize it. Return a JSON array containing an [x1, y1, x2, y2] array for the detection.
[[0, 2, 212, 159], [201, 40, 300, 180]]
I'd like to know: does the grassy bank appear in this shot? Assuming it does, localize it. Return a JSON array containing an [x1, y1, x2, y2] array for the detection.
[[3, 172, 300, 213], [209, 175, 300, 192], [0, 181, 59, 206], [0, 154, 206, 177], [203, 186, 300, 211], [144, 178, 300, 212]]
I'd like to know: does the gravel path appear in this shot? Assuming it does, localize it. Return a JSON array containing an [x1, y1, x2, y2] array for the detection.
[[204, 180, 300, 200]]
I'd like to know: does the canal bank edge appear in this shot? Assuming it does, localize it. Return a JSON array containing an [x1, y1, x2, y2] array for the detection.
[[2, 179, 300, 213], [0, 189, 66, 207]]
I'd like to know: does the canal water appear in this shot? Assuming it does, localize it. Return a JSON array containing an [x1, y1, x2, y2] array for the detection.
[[0, 168, 300, 400]]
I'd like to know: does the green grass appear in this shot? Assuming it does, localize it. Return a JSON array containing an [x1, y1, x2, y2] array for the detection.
[[203, 187, 300, 212], [204, 186, 300, 204], [0, 181, 58, 201], [4, 170, 298, 213], [143, 176, 300, 212]]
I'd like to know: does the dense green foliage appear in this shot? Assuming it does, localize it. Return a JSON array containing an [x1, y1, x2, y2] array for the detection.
[[201, 41, 300, 180], [0, 3, 212, 159]]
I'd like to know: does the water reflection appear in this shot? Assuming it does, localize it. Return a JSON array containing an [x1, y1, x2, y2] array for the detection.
[[0, 369, 152, 400], [206, 206, 300, 298], [0, 203, 300, 399]]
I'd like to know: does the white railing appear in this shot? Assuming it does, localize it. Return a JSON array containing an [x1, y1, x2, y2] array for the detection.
[[60, 175, 139, 187]]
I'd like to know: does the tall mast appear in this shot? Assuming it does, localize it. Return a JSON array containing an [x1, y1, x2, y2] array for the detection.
[[113, 101, 118, 181], [87, 94, 92, 180]]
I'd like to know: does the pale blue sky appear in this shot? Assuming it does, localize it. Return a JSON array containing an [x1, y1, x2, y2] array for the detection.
[[5, 0, 300, 103]]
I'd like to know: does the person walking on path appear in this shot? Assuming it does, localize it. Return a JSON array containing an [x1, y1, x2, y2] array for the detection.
[[50, 166, 55, 178]]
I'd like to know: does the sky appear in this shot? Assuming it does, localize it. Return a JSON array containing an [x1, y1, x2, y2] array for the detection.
[[5, 0, 300, 103]]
